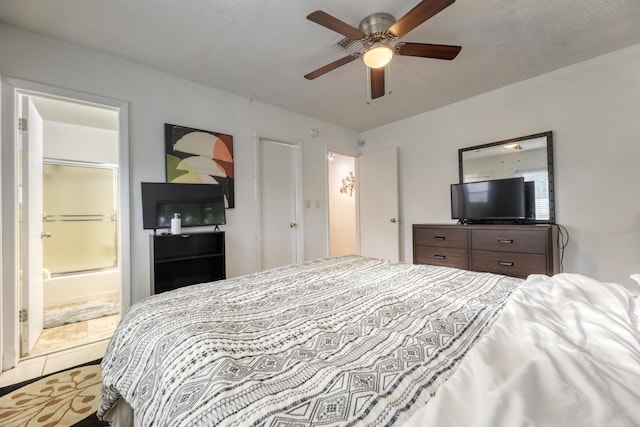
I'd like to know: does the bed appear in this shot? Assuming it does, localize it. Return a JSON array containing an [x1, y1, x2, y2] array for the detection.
[[97, 255, 640, 426]]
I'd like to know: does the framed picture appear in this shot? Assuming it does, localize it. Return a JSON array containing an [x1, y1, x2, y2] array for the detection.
[[164, 123, 234, 208]]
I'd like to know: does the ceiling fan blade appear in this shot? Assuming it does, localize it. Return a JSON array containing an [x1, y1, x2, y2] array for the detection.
[[370, 67, 385, 99], [388, 0, 455, 38], [304, 54, 359, 80], [396, 42, 461, 60], [307, 10, 366, 40]]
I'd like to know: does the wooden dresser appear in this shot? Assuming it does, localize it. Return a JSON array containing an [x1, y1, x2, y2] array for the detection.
[[412, 224, 556, 278]]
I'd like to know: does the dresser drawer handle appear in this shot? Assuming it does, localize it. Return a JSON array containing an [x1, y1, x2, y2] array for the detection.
[[434, 236, 446, 241], [434, 255, 446, 260], [497, 238, 513, 244], [498, 261, 514, 267]]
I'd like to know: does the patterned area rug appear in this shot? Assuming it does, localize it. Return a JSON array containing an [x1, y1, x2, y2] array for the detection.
[[0, 360, 107, 426]]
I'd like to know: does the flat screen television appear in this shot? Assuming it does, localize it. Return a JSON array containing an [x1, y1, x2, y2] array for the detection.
[[524, 181, 536, 219], [141, 182, 226, 230], [451, 177, 526, 223]]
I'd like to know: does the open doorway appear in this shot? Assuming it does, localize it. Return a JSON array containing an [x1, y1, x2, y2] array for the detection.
[[328, 147, 400, 261], [1, 78, 130, 372], [327, 152, 358, 256], [18, 92, 122, 358]]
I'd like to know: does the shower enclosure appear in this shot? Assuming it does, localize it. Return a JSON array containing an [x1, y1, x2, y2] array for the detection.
[[42, 161, 120, 309]]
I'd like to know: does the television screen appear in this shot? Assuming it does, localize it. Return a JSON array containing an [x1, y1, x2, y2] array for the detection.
[[451, 177, 526, 222], [142, 182, 226, 230], [524, 181, 536, 219]]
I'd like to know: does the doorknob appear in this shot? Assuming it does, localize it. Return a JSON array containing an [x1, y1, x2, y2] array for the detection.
[[390, 218, 397, 223], [41, 232, 52, 238], [290, 223, 297, 228]]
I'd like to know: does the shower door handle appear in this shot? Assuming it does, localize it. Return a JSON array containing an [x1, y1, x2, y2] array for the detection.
[[41, 232, 52, 239]]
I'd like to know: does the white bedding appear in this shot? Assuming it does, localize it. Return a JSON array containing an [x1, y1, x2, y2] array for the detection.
[[406, 273, 640, 427]]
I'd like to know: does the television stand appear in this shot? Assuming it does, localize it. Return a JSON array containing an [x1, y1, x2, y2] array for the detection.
[[150, 231, 225, 294]]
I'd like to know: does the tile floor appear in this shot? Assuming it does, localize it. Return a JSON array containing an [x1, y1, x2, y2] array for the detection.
[[32, 314, 120, 355], [0, 314, 119, 388]]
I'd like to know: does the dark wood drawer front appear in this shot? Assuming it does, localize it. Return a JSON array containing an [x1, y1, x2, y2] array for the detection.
[[471, 250, 547, 278], [414, 227, 468, 249], [414, 246, 469, 270], [471, 229, 547, 254]]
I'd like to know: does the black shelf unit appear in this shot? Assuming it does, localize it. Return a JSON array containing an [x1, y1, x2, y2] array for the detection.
[[150, 231, 225, 294]]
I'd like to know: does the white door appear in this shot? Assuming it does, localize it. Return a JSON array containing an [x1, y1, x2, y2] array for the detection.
[[359, 147, 400, 262], [258, 139, 302, 270], [20, 95, 45, 356]]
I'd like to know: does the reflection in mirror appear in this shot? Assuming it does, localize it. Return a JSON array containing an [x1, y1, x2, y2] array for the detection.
[[458, 131, 554, 223]]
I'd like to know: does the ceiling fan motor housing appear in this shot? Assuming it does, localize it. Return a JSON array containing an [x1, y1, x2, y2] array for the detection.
[[359, 13, 395, 35], [359, 13, 396, 45]]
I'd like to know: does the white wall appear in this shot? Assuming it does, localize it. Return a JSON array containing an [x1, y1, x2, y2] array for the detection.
[[44, 121, 118, 164], [362, 43, 640, 287], [0, 23, 360, 305]]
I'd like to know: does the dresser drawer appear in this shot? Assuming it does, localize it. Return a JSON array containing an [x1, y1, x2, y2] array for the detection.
[[414, 246, 469, 270], [413, 226, 468, 249], [471, 249, 547, 278], [471, 228, 547, 254], [413, 224, 555, 278]]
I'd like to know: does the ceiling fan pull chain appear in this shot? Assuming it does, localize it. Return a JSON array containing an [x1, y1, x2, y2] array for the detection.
[[387, 62, 392, 96], [365, 65, 371, 105]]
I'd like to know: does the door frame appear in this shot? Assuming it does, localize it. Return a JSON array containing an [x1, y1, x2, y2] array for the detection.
[[0, 77, 130, 370], [21, 94, 45, 356], [254, 132, 304, 271]]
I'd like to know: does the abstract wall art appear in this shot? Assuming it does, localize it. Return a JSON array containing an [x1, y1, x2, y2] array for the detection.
[[164, 123, 234, 208]]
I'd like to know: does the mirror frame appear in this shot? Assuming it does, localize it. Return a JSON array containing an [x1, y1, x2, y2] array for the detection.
[[458, 131, 555, 224]]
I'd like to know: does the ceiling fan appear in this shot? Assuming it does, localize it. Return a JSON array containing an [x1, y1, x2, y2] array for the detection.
[[304, 0, 461, 100]]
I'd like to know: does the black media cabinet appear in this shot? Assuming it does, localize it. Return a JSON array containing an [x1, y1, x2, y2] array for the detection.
[[150, 231, 225, 294]]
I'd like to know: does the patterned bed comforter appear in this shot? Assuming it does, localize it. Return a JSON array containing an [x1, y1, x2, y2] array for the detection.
[[98, 256, 522, 426]]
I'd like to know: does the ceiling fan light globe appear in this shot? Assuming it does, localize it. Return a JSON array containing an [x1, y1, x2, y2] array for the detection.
[[362, 45, 394, 68]]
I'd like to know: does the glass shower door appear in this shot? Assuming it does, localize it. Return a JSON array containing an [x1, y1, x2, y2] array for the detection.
[[42, 161, 118, 275]]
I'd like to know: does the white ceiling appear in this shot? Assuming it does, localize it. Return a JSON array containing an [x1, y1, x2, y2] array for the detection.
[[2, 0, 640, 131]]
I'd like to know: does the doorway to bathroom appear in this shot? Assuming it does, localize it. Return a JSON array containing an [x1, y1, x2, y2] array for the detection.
[[327, 152, 358, 256], [327, 147, 400, 261], [18, 92, 122, 359]]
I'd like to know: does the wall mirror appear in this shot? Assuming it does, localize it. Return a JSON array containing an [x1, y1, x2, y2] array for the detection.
[[458, 131, 554, 223]]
